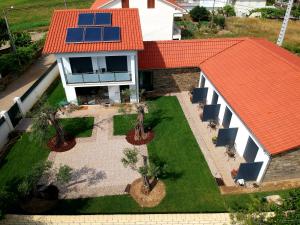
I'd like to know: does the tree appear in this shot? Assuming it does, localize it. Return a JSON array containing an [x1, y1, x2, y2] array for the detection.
[[190, 6, 211, 22], [31, 103, 66, 147], [222, 5, 236, 17], [0, 18, 9, 47], [121, 148, 162, 195], [134, 104, 148, 141], [12, 32, 32, 48]]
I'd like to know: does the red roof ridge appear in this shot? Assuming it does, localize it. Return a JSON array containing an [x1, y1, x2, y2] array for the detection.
[[248, 38, 300, 71], [54, 8, 139, 12]]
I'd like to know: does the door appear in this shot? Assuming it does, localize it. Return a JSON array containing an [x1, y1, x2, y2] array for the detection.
[[69, 57, 93, 74], [211, 91, 218, 105], [243, 137, 259, 162], [222, 106, 232, 129], [139, 71, 153, 91]]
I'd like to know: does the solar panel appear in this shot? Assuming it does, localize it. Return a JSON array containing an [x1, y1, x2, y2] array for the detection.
[[84, 27, 102, 42], [78, 13, 94, 26], [95, 13, 112, 26], [103, 27, 120, 42], [66, 28, 84, 43]]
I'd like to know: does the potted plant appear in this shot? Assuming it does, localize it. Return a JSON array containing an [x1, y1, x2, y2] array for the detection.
[[212, 136, 217, 144]]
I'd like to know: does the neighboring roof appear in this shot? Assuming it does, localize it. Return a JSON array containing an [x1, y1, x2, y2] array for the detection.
[[43, 9, 144, 54], [90, 0, 186, 11], [138, 38, 300, 155]]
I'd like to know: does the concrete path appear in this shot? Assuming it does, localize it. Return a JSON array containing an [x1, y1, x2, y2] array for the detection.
[[174, 92, 244, 186], [0, 54, 55, 111], [48, 106, 147, 199], [0, 213, 232, 225]]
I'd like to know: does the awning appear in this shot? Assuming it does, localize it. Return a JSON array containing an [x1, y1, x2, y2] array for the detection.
[[191, 88, 208, 104], [236, 162, 263, 181], [216, 128, 238, 147], [202, 104, 221, 121]]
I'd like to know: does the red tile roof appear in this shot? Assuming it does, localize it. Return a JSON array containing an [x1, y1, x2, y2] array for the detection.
[[43, 9, 144, 54], [138, 38, 300, 155], [90, 0, 186, 11]]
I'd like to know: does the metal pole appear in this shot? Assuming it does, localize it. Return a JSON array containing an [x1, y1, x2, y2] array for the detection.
[[276, 0, 294, 46], [210, 0, 216, 28], [3, 9, 16, 53]]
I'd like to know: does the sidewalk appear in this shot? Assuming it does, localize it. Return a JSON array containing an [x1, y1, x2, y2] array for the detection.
[[0, 54, 55, 111], [0, 213, 231, 225]]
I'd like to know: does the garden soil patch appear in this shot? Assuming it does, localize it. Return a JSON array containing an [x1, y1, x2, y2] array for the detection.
[[126, 129, 154, 145], [130, 178, 166, 207], [47, 135, 76, 152]]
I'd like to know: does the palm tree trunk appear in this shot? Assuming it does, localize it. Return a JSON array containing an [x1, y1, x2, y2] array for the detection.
[[49, 113, 65, 147]]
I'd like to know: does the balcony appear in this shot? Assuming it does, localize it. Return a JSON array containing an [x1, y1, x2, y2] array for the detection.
[[65, 71, 132, 84]]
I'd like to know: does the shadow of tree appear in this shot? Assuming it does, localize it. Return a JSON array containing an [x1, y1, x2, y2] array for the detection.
[[151, 155, 183, 181]]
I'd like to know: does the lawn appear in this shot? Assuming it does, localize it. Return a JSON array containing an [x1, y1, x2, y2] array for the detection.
[[0, 0, 93, 32], [45, 96, 297, 215]]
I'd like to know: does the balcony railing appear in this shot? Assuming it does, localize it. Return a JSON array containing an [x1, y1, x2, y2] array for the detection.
[[65, 71, 132, 84]]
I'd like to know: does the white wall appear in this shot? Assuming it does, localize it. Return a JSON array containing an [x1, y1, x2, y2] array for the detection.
[[200, 71, 270, 183], [101, 0, 184, 40], [56, 51, 139, 104], [108, 86, 121, 103], [234, 0, 266, 16], [0, 114, 14, 150], [18, 65, 59, 114]]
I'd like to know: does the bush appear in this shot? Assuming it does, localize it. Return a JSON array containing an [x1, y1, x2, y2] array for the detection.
[[0, 187, 16, 219], [190, 6, 211, 21], [56, 165, 72, 185], [0, 18, 9, 47], [214, 15, 226, 29], [12, 32, 32, 48], [250, 8, 285, 19], [223, 5, 236, 17]]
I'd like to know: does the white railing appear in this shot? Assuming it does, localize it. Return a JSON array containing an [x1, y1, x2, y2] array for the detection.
[[65, 72, 132, 84]]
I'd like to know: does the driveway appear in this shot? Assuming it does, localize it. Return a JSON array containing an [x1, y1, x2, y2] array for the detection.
[[48, 106, 147, 199]]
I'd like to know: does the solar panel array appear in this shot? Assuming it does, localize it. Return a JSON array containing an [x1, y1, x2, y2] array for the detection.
[[66, 13, 121, 44]]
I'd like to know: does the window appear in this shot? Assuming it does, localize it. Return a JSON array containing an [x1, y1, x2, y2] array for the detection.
[[200, 75, 206, 88], [222, 106, 232, 129], [69, 57, 93, 74], [105, 56, 128, 72], [211, 91, 219, 104], [243, 137, 259, 162], [121, 0, 129, 8], [148, 0, 155, 8]]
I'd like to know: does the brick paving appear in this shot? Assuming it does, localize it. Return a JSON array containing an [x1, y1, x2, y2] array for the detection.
[[0, 213, 231, 225], [47, 105, 147, 199]]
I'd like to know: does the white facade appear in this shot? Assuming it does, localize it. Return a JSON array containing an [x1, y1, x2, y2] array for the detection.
[[200, 71, 270, 183], [56, 51, 139, 104], [99, 0, 185, 40], [178, 0, 266, 17]]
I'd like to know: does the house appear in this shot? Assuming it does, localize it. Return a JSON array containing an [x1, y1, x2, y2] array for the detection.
[[177, 0, 266, 17], [90, 0, 186, 40], [43, 8, 300, 184], [43, 9, 143, 104]]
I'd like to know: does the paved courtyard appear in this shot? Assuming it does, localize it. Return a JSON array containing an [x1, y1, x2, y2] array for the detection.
[[175, 92, 244, 186], [48, 106, 147, 199]]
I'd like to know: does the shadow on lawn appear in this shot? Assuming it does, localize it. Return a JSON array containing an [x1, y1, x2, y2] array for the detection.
[[145, 108, 172, 130], [62, 117, 94, 137]]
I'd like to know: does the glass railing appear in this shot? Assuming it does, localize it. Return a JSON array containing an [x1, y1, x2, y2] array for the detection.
[[65, 72, 132, 84]]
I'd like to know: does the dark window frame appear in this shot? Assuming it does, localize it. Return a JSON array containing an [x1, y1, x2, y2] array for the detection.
[[121, 0, 129, 8], [105, 56, 128, 72], [148, 0, 155, 8], [69, 57, 93, 74]]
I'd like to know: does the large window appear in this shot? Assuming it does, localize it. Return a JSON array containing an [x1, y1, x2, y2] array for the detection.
[[69, 57, 93, 74], [105, 56, 128, 72]]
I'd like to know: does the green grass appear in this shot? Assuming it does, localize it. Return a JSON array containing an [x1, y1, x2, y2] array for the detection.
[[50, 96, 225, 213], [47, 96, 297, 214], [0, 0, 94, 32], [60, 117, 94, 138], [0, 133, 50, 190], [44, 78, 67, 107]]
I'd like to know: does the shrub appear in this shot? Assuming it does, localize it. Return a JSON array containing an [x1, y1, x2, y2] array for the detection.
[[0, 18, 9, 47], [190, 6, 211, 21], [0, 187, 16, 219], [12, 32, 32, 48], [250, 8, 285, 19], [266, 0, 275, 6], [223, 5, 236, 17], [56, 165, 72, 185], [214, 15, 226, 29]]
